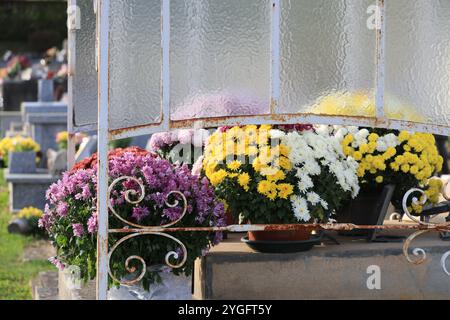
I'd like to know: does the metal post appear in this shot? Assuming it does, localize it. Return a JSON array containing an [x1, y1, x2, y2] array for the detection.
[[375, 0, 386, 119], [270, 0, 281, 114], [96, 0, 109, 300], [67, 0, 77, 170], [162, 0, 171, 131]]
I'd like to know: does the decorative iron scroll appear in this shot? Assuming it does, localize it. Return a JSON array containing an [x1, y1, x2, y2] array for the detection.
[[401, 182, 450, 269], [107, 176, 450, 286], [107, 176, 188, 286]]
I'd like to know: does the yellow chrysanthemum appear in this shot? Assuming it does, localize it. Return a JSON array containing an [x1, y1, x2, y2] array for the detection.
[[238, 173, 251, 191], [227, 160, 242, 171], [56, 131, 69, 144], [252, 157, 264, 172], [210, 169, 228, 186], [368, 133, 379, 142], [398, 131, 410, 142], [257, 180, 272, 195], [277, 183, 294, 199], [17, 207, 43, 219], [278, 156, 292, 171], [359, 143, 369, 154], [266, 170, 286, 182], [279, 144, 290, 157], [353, 151, 363, 161]]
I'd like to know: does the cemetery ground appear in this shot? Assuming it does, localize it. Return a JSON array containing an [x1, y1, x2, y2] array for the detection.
[[0, 169, 52, 300]]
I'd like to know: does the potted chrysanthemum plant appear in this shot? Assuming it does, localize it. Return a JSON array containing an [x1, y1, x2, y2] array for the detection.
[[147, 129, 210, 171], [40, 148, 226, 296], [328, 126, 443, 229], [202, 125, 359, 250], [0, 135, 40, 174]]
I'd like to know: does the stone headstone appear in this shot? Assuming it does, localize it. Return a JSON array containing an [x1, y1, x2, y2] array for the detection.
[[5, 169, 59, 212], [0, 111, 21, 138], [2, 80, 38, 111], [38, 79, 54, 102], [8, 151, 37, 174], [21, 102, 67, 166]]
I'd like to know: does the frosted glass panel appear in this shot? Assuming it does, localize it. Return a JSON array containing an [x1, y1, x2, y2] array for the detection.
[[170, 0, 271, 120], [73, 0, 97, 128], [109, 0, 161, 130], [385, 0, 450, 125], [280, 0, 376, 116]]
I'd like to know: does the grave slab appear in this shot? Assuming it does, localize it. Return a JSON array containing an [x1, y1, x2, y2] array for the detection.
[[0, 111, 21, 138], [21, 102, 67, 166], [5, 169, 59, 212], [193, 231, 450, 300]]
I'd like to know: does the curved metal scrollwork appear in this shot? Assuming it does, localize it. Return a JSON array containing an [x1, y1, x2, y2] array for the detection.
[[108, 176, 187, 229], [441, 251, 450, 277], [402, 183, 450, 277], [107, 176, 188, 286], [402, 230, 429, 265], [107, 232, 188, 286], [402, 188, 430, 226]]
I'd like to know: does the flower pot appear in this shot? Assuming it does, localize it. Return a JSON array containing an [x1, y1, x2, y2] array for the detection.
[[8, 151, 36, 174], [242, 226, 319, 253], [7, 218, 33, 235], [337, 184, 395, 240], [248, 228, 313, 242]]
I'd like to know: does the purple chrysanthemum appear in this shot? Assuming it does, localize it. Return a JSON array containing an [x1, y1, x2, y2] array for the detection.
[[72, 223, 84, 237]]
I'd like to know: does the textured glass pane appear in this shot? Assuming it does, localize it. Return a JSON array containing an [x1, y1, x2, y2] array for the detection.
[[280, 0, 376, 116], [385, 0, 450, 125], [109, 0, 161, 130], [170, 0, 271, 120], [73, 0, 97, 128]]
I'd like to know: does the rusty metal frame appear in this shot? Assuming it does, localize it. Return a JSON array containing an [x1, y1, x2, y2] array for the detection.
[[68, 0, 99, 134], [96, 0, 109, 300], [92, 0, 450, 300]]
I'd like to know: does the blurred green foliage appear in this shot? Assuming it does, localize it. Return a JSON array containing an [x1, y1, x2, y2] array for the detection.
[[0, 1, 67, 53]]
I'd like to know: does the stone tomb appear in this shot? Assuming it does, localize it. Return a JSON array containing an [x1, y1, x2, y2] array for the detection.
[[21, 101, 67, 166], [193, 231, 450, 300], [5, 169, 58, 212]]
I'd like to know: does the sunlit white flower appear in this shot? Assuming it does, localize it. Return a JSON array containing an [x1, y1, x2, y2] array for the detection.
[[291, 196, 311, 222], [269, 129, 285, 140], [307, 192, 321, 205]]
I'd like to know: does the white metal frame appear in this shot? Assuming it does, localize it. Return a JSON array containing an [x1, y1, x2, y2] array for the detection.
[[91, 0, 450, 299], [96, 0, 109, 300]]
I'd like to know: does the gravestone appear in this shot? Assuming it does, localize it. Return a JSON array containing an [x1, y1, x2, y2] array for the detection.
[[37, 79, 54, 102], [0, 111, 21, 138], [21, 102, 67, 166], [5, 169, 59, 212], [194, 232, 450, 300], [1, 80, 38, 111]]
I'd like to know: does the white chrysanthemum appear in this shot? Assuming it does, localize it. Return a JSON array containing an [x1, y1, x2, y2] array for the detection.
[[384, 133, 399, 148], [307, 192, 321, 205], [269, 129, 285, 140], [282, 129, 360, 218], [297, 174, 313, 193], [291, 196, 311, 222], [315, 125, 331, 137], [303, 160, 321, 176], [376, 140, 388, 152], [347, 126, 359, 134], [320, 199, 329, 210]]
